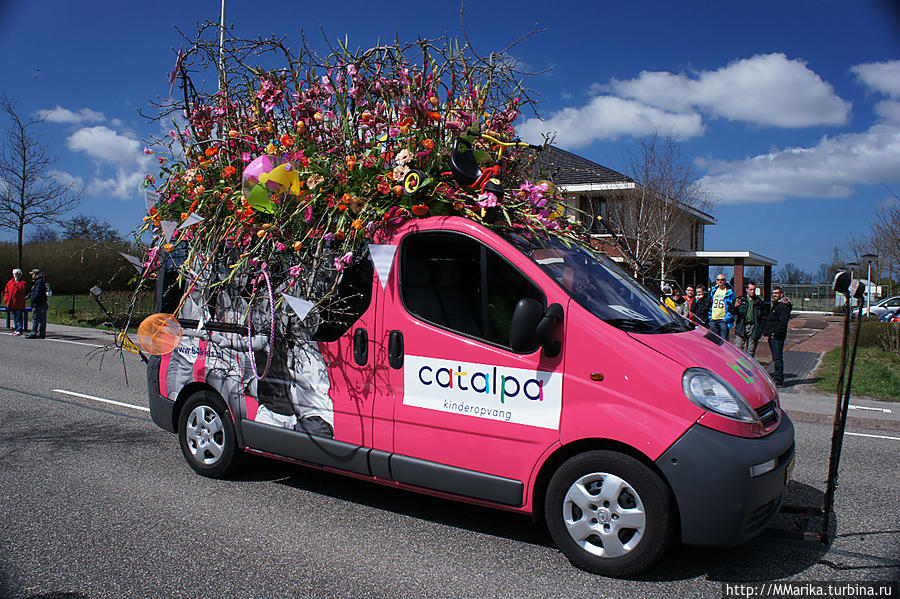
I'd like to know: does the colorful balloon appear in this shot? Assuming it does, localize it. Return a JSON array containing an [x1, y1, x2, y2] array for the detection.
[[137, 313, 183, 356]]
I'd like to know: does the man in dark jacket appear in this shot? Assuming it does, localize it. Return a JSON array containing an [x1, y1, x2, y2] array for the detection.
[[27, 269, 48, 339], [734, 282, 767, 357], [762, 286, 791, 386], [691, 284, 712, 326]]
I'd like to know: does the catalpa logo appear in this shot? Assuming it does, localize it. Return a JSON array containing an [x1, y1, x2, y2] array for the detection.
[[403, 356, 562, 429]]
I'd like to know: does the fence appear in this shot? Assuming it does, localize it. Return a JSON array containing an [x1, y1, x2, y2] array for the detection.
[[774, 284, 839, 313]]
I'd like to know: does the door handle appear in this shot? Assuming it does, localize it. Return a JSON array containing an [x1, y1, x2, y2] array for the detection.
[[353, 328, 368, 366], [388, 330, 404, 369]]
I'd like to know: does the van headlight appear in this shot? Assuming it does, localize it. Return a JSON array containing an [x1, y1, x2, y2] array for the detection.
[[683, 368, 757, 423]]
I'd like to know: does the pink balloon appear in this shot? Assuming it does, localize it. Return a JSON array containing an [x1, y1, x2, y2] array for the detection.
[[242, 155, 280, 184]]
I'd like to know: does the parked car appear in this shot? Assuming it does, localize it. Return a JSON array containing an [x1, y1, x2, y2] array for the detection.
[[879, 306, 900, 323], [852, 295, 900, 319], [147, 216, 794, 577]]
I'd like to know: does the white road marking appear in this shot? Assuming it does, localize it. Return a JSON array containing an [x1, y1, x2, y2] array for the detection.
[[3, 332, 104, 348], [849, 405, 892, 414], [53, 389, 150, 412], [845, 432, 900, 441]]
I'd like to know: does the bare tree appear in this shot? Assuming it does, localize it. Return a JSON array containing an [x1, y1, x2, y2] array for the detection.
[[775, 263, 811, 284], [26, 223, 60, 244], [606, 134, 711, 283], [62, 214, 122, 243], [870, 200, 899, 284], [0, 94, 81, 268]]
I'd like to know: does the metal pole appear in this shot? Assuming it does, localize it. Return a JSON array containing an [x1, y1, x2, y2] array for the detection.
[[867, 262, 871, 315], [218, 0, 226, 92]]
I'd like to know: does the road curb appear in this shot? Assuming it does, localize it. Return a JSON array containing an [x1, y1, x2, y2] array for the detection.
[[785, 409, 900, 433]]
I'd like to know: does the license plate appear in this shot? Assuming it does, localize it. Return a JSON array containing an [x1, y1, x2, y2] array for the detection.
[[785, 456, 795, 485]]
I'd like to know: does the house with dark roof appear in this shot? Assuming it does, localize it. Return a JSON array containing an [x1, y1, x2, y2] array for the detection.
[[538, 145, 777, 298]]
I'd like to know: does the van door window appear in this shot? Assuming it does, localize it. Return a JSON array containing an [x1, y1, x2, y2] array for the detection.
[[400, 232, 544, 350]]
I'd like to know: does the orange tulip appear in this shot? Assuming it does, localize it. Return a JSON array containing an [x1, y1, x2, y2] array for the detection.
[[292, 241, 303, 251], [412, 204, 430, 216]]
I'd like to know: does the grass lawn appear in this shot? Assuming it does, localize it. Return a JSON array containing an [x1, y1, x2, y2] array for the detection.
[[42, 291, 154, 330], [815, 345, 900, 401]]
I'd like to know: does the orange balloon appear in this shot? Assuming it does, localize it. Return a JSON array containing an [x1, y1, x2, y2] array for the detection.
[[137, 313, 183, 356]]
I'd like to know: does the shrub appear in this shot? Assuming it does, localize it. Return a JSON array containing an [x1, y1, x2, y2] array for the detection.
[[0, 239, 139, 294]]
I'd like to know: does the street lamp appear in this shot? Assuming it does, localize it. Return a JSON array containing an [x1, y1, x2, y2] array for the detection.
[[861, 253, 877, 316], [845, 262, 858, 311]]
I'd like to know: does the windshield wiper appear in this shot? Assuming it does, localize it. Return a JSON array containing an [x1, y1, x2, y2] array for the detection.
[[653, 320, 692, 334], [604, 318, 656, 331]]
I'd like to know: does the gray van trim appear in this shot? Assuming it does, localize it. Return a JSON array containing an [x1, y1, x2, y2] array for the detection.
[[243, 420, 371, 475], [390, 454, 523, 506], [242, 420, 523, 506]]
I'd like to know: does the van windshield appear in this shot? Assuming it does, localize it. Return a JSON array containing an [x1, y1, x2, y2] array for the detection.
[[503, 232, 692, 334]]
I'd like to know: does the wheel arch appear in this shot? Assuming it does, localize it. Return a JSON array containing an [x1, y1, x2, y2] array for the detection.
[[531, 438, 680, 534], [171, 382, 243, 447]]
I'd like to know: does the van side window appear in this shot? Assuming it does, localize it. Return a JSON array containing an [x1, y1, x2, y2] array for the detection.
[[401, 232, 544, 350], [313, 258, 375, 342]]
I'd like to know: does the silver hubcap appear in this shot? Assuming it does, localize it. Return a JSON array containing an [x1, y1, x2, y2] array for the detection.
[[186, 406, 225, 465], [562, 472, 646, 558]]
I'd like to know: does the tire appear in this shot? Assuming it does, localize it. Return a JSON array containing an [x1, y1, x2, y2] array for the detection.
[[544, 450, 674, 577], [178, 391, 241, 478]]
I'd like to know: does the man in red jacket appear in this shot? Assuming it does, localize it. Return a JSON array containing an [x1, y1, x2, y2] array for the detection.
[[3, 268, 27, 335]]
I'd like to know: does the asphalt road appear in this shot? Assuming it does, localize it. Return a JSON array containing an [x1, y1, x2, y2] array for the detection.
[[1, 326, 898, 598]]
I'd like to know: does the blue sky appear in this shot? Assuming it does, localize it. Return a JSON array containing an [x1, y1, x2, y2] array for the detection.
[[1, 1, 898, 276]]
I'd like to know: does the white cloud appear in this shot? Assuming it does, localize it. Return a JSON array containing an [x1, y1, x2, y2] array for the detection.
[[87, 170, 147, 201], [518, 96, 705, 148], [697, 122, 900, 204], [36, 105, 106, 124], [66, 126, 151, 201], [874, 100, 900, 124], [67, 126, 144, 167], [852, 60, 900, 98], [607, 53, 850, 128], [48, 170, 84, 190]]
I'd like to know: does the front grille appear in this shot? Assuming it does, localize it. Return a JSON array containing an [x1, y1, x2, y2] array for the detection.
[[755, 400, 778, 427]]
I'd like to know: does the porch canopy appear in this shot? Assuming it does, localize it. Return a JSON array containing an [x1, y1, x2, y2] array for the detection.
[[669, 250, 778, 301]]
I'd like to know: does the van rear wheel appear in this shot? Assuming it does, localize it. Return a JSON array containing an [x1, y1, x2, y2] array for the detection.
[[545, 450, 673, 577], [178, 391, 240, 478]]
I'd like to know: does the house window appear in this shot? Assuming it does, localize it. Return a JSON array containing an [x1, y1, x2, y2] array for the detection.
[[690, 221, 702, 251], [578, 195, 606, 234]]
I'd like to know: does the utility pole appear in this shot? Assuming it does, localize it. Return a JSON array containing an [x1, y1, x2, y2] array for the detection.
[[218, 0, 226, 92]]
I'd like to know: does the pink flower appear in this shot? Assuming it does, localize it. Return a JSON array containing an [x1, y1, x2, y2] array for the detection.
[[395, 149, 412, 164], [241, 152, 252, 163], [275, 242, 287, 251], [304, 204, 314, 223], [333, 252, 354, 271], [143, 147, 153, 155], [477, 192, 499, 208], [289, 265, 302, 278]]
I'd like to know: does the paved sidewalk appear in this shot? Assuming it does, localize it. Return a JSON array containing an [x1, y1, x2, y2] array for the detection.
[[779, 388, 900, 433], [2, 321, 119, 346]]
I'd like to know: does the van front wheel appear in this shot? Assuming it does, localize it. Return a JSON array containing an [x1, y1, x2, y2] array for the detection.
[[545, 450, 673, 577], [178, 391, 240, 478]]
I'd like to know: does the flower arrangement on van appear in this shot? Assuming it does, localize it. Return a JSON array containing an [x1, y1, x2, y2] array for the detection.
[[127, 29, 583, 350]]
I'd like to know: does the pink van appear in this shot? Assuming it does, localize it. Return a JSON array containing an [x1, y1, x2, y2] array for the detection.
[[148, 215, 794, 576]]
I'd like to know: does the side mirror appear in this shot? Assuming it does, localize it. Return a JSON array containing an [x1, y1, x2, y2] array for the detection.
[[510, 299, 564, 357], [510, 298, 543, 353]]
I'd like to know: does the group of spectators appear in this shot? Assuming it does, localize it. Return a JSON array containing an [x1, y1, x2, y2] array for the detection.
[[665, 277, 792, 386], [3, 268, 50, 339]]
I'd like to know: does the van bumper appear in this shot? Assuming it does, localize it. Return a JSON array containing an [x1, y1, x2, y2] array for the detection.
[[655, 413, 795, 546], [147, 355, 176, 433]]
